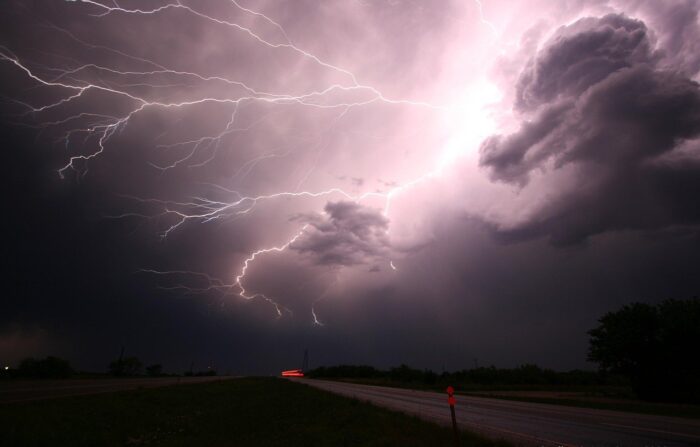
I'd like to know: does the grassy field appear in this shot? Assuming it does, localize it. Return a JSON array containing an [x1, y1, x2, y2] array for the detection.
[[318, 378, 700, 419], [0, 377, 508, 447]]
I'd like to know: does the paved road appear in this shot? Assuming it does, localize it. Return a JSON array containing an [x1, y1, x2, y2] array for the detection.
[[299, 379, 700, 447], [0, 376, 229, 403]]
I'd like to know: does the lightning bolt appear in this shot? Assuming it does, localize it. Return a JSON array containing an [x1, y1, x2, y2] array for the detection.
[[1, 0, 496, 323], [309, 271, 344, 327], [233, 225, 309, 317], [474, 0, 498, 36]]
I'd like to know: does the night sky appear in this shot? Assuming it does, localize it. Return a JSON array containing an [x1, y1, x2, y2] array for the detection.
[[2, 0, 700, 375]]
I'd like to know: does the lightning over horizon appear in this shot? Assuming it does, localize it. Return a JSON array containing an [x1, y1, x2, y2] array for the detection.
[[4, 0, 700, 378], [1, 0, 492, 324]]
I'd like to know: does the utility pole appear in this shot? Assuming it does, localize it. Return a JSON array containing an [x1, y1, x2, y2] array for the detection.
[[302, 349, 309, 371], [115, 346, 125, 376]]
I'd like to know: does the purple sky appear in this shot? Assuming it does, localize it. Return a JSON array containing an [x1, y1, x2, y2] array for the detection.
[[2, 0, 700, 374]]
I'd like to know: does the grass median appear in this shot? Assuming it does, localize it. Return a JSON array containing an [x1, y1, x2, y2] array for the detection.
[[0, 377, 508, 447]]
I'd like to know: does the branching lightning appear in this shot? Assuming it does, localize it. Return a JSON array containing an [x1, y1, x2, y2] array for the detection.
[[1, 0, 496, 324]]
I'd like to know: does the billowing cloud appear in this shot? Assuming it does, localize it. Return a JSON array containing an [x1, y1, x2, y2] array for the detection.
[[2, 0, 700, 375], [515, 14, 655, 111], [291, 201, 390, 266], [629, 0, 700, 76], [479, 12, 700, 243]]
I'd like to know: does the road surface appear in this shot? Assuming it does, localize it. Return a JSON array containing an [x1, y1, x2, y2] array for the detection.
[[0, 376, 229, 403], [299, 379, 700, 447]]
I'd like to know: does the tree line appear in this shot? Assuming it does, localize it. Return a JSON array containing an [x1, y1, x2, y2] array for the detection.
[[1, 356, 217, 379], [3, 298, 698, 403], [307, 364, 624, 388], [588, 297, 700, 403], [310, 298, 700, 404]]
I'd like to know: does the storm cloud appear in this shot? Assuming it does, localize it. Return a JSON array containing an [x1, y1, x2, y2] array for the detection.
[[291, 201, 390, 267], [480, 13, 700, 243], [2, 0, 700, 374]]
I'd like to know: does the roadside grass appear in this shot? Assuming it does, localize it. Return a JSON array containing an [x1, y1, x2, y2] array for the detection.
[[315, 378, 700, 419], [0, 377, 509, 447], [463, 392, 700, 419]]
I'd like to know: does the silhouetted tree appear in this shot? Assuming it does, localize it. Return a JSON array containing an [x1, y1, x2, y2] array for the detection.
[[307, 363, 612, 388], [17, 356, 73, 378], [389, 364, 423, 382], [109, 356, 142, 376], [423, 369, 438, 385], [308, 365, 381, 379], [146, 364, 163, 377], [588, 298, 700, 402]]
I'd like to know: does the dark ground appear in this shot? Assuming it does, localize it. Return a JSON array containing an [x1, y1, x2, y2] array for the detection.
[[0, 377, 507, 447]]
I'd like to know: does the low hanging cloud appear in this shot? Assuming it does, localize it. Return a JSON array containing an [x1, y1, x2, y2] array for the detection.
[[290, 201, 390, 266], [479, 12, 700, 244]]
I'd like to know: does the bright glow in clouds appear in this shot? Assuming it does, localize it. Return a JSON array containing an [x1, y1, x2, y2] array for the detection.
[[2, 0, 698, 328], [0, 0, 505, 323], [438, 80, 502, 171]]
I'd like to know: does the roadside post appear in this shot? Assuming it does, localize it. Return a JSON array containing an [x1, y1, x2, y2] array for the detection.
[[447, 386, 459, 447]]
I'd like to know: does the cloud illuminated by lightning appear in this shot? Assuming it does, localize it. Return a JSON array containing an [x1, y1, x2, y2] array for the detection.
[[1, 0, 500, 324]]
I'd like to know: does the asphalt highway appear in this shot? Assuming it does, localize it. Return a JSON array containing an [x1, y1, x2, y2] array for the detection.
[[299, 379, 700, 447], [0, 376, 228, 403]]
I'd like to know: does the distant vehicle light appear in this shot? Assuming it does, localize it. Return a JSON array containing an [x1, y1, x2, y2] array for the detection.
[[281, 369, 304, 377]]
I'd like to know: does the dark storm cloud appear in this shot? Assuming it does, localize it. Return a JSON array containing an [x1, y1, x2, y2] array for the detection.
[[515, 14, 655, 111], [633, 0, 700, 76], [1, 0, 453, 373], [290, 201, 390, 266], [480, 12, 700, 244], [3, 0, 700, 377]]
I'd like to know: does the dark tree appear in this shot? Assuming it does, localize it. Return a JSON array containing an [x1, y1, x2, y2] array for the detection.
[[389, 364, 423, 382], [588, 298, 700, 402], [109, 356, 142, 376], [146, 364, 163, 377], [17, 356, 73, 378]]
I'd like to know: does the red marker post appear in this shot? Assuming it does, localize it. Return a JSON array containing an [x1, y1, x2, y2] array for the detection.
[[446, 386, 459, 447]]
